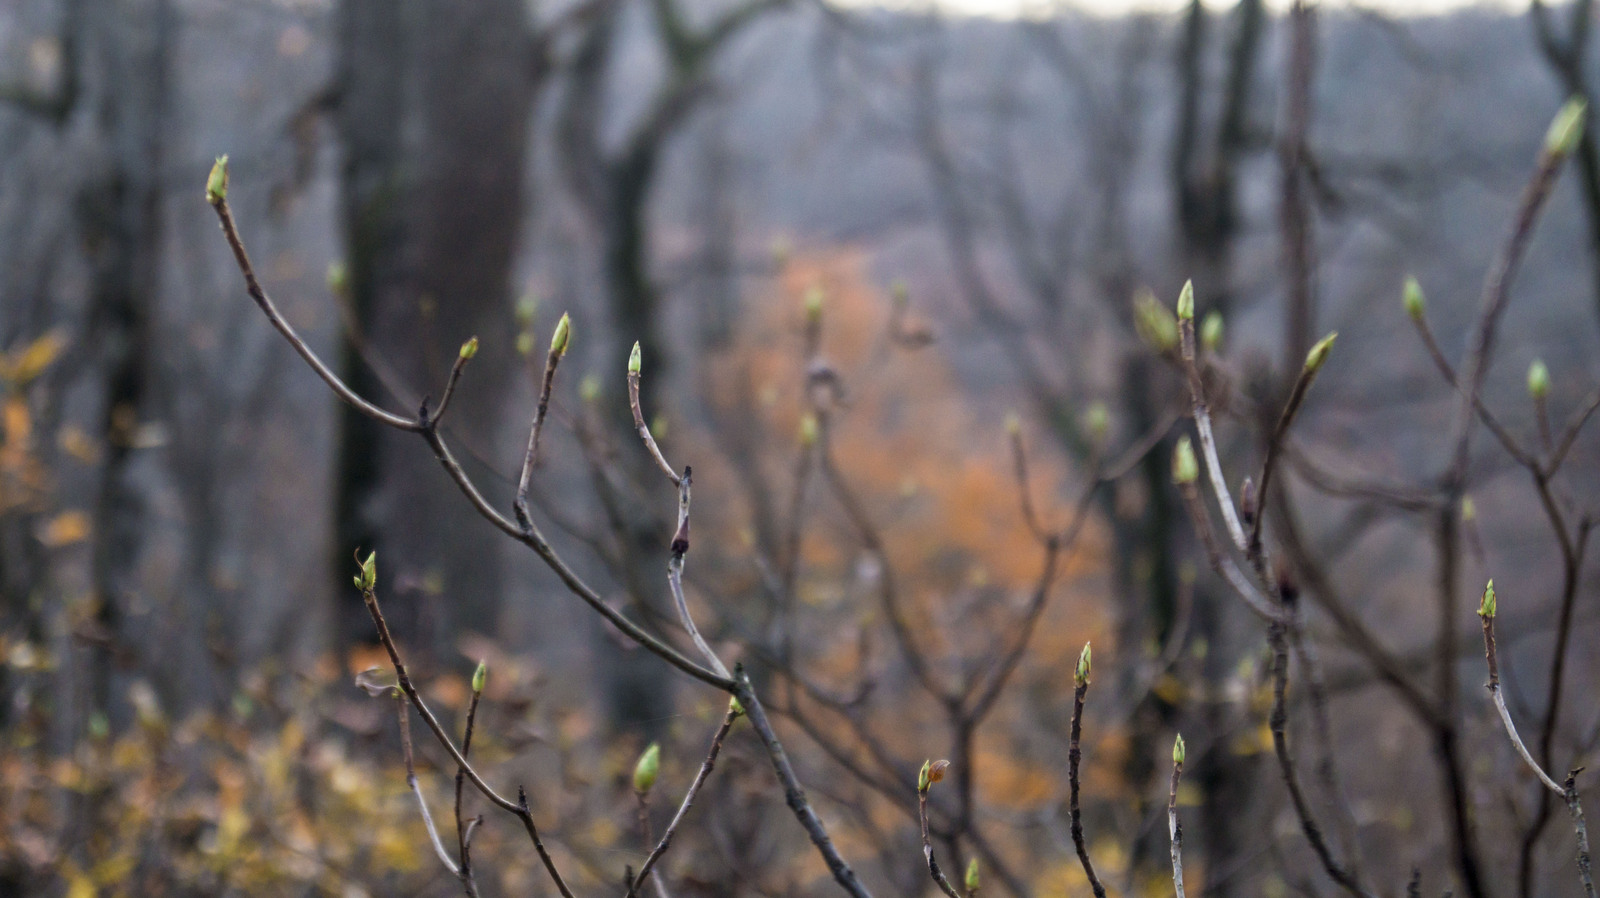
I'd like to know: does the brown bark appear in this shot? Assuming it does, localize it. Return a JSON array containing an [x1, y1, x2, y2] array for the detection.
[[335, 0, 535, 652]]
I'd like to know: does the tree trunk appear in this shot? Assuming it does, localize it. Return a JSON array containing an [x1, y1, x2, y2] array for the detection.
[[335, 0, 534, 654]]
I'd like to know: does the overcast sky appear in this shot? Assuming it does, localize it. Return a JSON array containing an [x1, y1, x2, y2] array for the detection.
[[869, 0, 1522, 19]]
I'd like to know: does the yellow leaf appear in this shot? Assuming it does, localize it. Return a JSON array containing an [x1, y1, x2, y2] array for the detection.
[[63, 863, 95, 898], [40, 511, 90, 547], [3, 329, 67, 385], [3, 398, 30, 443]]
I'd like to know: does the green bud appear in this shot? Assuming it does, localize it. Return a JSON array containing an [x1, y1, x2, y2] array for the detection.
[[1172, 436, 1199, 485], [1479, 580, 1497, 619], [633, 742, 661, 793], [206, 155, 229, 204], [799, 412, 819, 446], [515, 292, 539, 326], [1085, 402, 1109, 443], [354, 551, 377, 592], [471, 660, 487, 695], [1133, 289, 1179, 354], [1304, 332, 1338, 374], [917, 759, 949, 792], [327, 261, 349, 297], [1173, 733, 1186, 766], [579, 374, 602, 404], [1462, 495, 1476, 522], [1403, 276, 1426, 321], [1176, 279, 1195, 321], [1200, 310, 1224, 352], [549, 312, 571, 357], [965, 858, 981, 894], [1546, 96, 1588, 157], [1528, 359, 1550, 401], [628, 341, 642, 375], [459, 337, 479, 360], [729, 695, 746, 717], [1075, 642, 1091, 687], [515, 332, 534, 357], [804, 286, 824, 325], [1004, 412, 1021, 437], [918, 759, 931, 792]]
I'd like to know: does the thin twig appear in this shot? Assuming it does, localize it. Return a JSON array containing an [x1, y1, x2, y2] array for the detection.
[[398, 696, 461, 876], [208, 191, 422, 432], [1567, 771, 1599, 898], [1068, 675, 1107, 898], [359, 579, 573, 898], [1267, 619, 1373, 898], [516, 319, 570, 528], [1481, 596, 1564, 794], [210, 182, 730, 692], [1549, 384, 1600, 475], [732, 666, 873, 898], [1179, 311, 1247, 550], [917, 763, 963, 898], [1168, 739, 1186, 898], [629, 353, 681, 485], [430, 344, 475, 429], [1447, 116, 1581, 484], [1175, 478, 1285, 623], [1406, 309, 1534, 469], [455, 676, 484, 897], [1482, 593, 1598, 898], [1247, 337, 1334, 560], [627, 706, 742, 898], [667, 468, 730, 679]]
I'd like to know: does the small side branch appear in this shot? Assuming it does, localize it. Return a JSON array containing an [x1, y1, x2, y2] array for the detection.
[[1068, 667, 1108, 898], [1169, 736, 1187, 898], [397, 696, 461, 877], [207, 173, 422, 432], [627, 705, 743, 898], [356, 563, 573, 898], [1177, 288, 1247, 551], [1480, 583, 1597, 898], [628, 343, 681, 484], [516, 314, 572, 528], [732, 667, 873, 898], [916, 760, 963, 898]]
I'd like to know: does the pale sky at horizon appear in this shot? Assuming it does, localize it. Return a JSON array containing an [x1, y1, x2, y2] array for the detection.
[[855, 0, 1525, 23]]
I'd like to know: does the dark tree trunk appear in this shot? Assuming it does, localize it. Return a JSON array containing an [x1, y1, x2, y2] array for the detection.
[[335, 0, 535, 654], [83, 0, 174, 724]]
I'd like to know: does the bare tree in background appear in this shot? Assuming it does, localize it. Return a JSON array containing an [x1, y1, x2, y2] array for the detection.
[[552, 0, 789, 735], [332, 0, 539, 651]]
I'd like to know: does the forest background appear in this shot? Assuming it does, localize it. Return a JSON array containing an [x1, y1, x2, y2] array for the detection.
[[4, 0, 1600, 896]]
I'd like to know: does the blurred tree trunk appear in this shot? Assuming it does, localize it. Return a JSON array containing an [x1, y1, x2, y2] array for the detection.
[[556, 0, 782, 736], [334, 0, 534, 654], [82, 0, 174, 724], [1167, 0, 1266, 888]]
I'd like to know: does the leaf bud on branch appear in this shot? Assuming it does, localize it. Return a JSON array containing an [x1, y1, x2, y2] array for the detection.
[[1403, 276, 1426, 321], [206, 155, 229, 205], [1545, 96, 1588, 158], [634, 742, 661, 794], [1172, 436, 1199, 485], [1528, 358, 1550, 400]]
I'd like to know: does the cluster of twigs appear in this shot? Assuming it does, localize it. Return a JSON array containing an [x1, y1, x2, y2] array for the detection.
[[206, 157, 868, 898], [1146, 93, 1600, 898], [206, 84, 1600, 898]]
